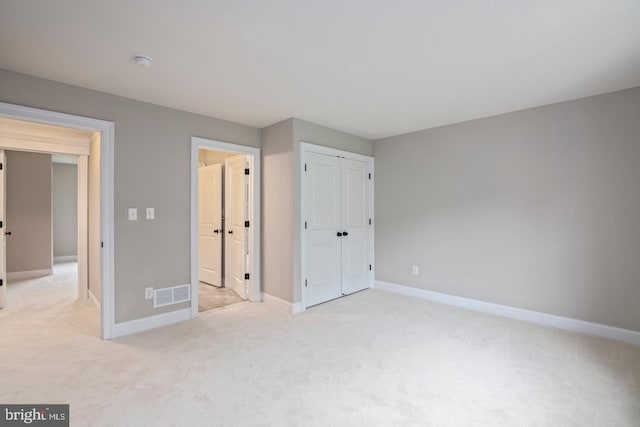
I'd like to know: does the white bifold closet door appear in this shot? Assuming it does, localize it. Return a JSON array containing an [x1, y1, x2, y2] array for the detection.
[[340, 158, 370, 294], [304, 151, 371, 308]]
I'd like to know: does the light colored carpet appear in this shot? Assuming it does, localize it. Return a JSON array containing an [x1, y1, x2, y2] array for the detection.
[[198, 282, 244, 312], [1, 264, 639, 426]]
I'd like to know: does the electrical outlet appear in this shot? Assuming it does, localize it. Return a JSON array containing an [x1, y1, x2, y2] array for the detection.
[[146, 207, 155, 220], [145, 287, 153, 300], [128, 208, 137, 221], [412, 266, 419, 276]]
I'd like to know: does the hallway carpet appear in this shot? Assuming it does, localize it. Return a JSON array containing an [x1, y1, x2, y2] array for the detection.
[[1, 264, 639, 426], [198, 282, 244, 312]]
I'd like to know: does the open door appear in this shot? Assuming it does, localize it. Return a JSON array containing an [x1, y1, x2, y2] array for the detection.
[[0, 150, 6, 308], [198, 164, 223, 286], [225, 155, 249, 299]]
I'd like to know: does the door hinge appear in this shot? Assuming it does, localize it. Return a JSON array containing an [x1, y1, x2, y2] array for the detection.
[[244, 273, 250, 280], [369, 218, 372, 225], [368, 173, 371, 180], [0, 220, 2, 228], [304, 221, 307, 230], [369, 264, 372, 271], [0, 163, 3, 170], [101, 241, 104, 248], [305, 279, 308, 288], [244, 220, 250, 227], [0, 279, 3, 287], [304, 163, 307, 172], [244, 168, 250, 175]]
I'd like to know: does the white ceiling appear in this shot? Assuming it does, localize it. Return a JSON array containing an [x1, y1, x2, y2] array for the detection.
[[1, 1, 639, 139]]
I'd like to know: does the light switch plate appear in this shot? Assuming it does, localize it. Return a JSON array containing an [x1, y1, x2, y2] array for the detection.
[[146, 207, 155, 220], [412, 266, 419, 276], [128, 208, 137, 221], [145, 287, 153, 300]]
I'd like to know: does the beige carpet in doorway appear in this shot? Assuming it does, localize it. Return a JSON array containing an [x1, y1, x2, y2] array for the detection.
[[1, 263, 639, 426], [198, 282, 244, 312]]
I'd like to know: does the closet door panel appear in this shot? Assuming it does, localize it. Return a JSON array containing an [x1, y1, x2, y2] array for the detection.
[[305, 153, 342, 307], [341, 158, 371, 295]]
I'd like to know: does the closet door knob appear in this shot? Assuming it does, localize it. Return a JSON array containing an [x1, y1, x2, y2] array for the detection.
[[343, 231, 348, 236], [228, 230, 233, 235], [337, 232, 343, 237], [213, 229, 219, 234]]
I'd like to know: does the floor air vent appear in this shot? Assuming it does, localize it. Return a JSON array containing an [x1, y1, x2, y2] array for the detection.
[[153, 284, 191, 308]]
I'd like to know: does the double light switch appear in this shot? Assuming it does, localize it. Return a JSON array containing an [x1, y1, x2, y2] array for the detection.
[[128, 208, 155, 221]]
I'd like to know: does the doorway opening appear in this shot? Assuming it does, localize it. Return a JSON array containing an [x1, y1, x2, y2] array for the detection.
[[0, 124, 98, 330], [0, 102, 115, 339], [190, 137, 261, 317]]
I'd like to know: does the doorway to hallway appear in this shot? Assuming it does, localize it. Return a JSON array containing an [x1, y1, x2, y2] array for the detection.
[[0, 102, 115, 339], [197, 148, 250, 311], [191, 137, 261, 317], [0, 144, 97, 334]]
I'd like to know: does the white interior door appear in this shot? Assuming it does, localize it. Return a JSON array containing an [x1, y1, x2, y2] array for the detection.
[[198, 164, 223, 286], [341, 158, 371, 294], [225, 155, 248, 299], [304, 152, 342, 307], [0, 150, 5, 308]]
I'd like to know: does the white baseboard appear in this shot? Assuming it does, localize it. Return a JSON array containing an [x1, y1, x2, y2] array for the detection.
[[374, 280, 640, 347], [88, 289, 100, 309], [7, 269, 53, 281], [112, 308, 192, 338], [249, 291, 264, 305], [263, 293, 303, 314], [292, 301, 303, 314], [54, 255, 78, 263]]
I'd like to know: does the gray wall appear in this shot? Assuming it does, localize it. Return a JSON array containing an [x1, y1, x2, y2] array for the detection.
[[52, 163, 77, 258], [374, 87, 640, 332], [293, 118, 373, 157], [6, 151, 52, 273], [0, 69, 260, 322], [261, 119, 295, 301]]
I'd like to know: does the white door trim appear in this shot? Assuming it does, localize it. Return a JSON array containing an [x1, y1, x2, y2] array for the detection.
[[0, 101, 115, 340], [299, 142, 374, 311], [190, 137, 262, 318], [77, 154, 89, 300]]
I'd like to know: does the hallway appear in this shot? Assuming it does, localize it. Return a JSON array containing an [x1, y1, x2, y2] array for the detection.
[[1, 262, 99, 335]]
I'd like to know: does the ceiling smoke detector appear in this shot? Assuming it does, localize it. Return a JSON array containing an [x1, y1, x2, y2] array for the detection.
[[134, 54, 153, 67]]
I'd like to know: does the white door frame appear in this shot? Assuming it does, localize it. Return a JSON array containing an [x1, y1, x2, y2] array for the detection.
[[300, 142, 374, 311], [0, 102, 115, 339], [190, 136, 261, 318]]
